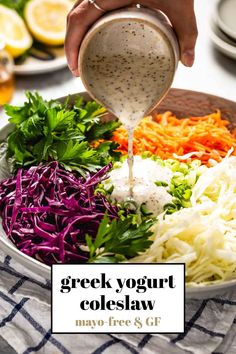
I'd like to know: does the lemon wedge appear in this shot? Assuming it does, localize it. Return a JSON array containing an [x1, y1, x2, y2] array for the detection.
[[0, 5, 32, 58], [24, 0, 72, 46]]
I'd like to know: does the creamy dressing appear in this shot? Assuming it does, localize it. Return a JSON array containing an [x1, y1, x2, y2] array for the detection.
[[107, 157, 173, 216], [127, 129, 134, 195], [81, 20, 175, 196]]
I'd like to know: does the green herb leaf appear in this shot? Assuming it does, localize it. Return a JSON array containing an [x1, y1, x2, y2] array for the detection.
[[87, 120, 120, 141], [5, 92, 120, 174], [87, 214, 154, 263], [155, 181, 168, 187], [20, 114, 44, 139]]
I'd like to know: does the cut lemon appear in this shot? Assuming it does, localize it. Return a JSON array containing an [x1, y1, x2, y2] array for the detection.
[[0, 5, 32, 58], [24, 0, 72, 46]]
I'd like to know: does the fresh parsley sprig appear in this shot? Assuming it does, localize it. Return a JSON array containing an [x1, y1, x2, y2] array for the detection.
[[86, 214, 154, 263], [5, 92, 121, 175]]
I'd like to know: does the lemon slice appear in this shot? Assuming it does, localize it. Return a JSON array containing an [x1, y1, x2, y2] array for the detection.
[[25, 0, 72, 46], [0, 5, 32, 58]]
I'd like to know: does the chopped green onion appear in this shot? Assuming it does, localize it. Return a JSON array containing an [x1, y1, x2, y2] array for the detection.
[[155, 181, 168, 187]]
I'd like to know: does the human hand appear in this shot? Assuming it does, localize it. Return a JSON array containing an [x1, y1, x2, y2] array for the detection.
[[65, 0, 198, 76]]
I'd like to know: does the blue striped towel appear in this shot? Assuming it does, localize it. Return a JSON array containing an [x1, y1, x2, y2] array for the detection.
[[1, 250, 236, 354]]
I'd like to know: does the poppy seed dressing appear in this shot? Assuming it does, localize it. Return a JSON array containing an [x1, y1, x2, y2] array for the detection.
[[81, 20, 176, 195]]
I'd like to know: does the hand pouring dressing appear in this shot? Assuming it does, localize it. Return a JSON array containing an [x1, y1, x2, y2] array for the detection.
[[79, 7, 179, 196]]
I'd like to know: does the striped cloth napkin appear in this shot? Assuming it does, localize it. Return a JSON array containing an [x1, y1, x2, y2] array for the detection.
[[1, 250, 236, 354]]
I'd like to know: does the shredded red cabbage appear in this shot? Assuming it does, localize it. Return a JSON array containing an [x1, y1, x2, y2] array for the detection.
[[0, 162, 118, 265]]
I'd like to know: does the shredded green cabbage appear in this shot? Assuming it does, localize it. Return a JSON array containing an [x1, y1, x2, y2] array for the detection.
[[131, 156, 236, 286]]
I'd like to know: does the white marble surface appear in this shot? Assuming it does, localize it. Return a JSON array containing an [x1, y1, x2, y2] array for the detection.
[[1, 0, 236, 124]]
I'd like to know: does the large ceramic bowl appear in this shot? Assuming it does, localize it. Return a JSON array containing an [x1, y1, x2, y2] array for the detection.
[[1, 88, 236, 299]]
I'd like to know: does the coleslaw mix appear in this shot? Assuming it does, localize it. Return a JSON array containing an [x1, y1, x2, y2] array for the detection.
[[1, 93, 236, 287]]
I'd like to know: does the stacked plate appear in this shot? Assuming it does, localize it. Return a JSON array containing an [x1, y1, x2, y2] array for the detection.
[[210, 0, 236, 60], [14, 46, 67, 75]]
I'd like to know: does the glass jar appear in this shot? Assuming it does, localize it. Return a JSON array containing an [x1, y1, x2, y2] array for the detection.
[[0, 41, 15, 106]]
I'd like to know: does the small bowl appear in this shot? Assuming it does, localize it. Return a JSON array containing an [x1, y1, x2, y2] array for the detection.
[[217, 0, 236, 41], [209, 18, 236, 60]]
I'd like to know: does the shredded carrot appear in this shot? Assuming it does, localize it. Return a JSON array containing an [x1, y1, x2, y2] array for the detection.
[[110, 110, 236, 165]]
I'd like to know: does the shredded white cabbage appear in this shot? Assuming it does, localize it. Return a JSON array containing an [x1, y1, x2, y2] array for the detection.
[[173, 151, 204, 160], [131, 156, 236, 286]]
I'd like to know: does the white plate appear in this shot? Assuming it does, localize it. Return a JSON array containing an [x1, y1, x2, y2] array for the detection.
[[14, 46, 67, 75], [217, 0, 236, 41], [209, 18, 236, 60], [1, 91, 236, 298]]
